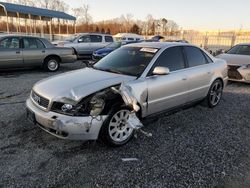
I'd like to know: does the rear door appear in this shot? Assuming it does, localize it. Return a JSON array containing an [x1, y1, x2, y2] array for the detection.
[[146, 46, 189, 115], [89, 34, 105, 52], [22, 37, 46, 66], [183, 46, 214, 101], [0, 37, 23, 68]]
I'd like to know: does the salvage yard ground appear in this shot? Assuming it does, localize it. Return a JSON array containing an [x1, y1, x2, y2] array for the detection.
[[0, 62, 250, 187]]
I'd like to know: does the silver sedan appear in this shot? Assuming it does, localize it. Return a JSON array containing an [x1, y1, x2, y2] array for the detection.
[[26, 42, 228, 146], [0, 35, 77, 72]]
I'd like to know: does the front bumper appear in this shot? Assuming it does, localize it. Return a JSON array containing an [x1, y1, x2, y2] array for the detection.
[[228, 65, 250, 83], [26, 98, 107, 140]]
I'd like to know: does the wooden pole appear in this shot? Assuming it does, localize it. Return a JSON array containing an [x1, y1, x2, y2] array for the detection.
[[49, 18, 52, 41], [58, 19, 61, 35], [17, 13, 21, 33], [67, 20, 69, 35], [5, 10, 9, 33], [28, 14, 32, 34], [40, 16, 44, 37], [74, 21, 76, 34]]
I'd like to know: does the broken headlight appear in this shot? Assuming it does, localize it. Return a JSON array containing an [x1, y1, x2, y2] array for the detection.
[[51, 101, 89, 116]]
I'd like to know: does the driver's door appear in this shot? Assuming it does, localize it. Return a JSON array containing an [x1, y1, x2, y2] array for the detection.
[[146, 47, 189, 115], [76, 35, 92, 55]]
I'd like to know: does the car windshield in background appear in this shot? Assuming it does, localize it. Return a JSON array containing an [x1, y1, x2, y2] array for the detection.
[[65, 35, 79, 42], [93, 46, 158, 77]]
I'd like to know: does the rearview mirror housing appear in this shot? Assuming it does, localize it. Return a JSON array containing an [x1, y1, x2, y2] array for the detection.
[[153, 66, 170, 75]]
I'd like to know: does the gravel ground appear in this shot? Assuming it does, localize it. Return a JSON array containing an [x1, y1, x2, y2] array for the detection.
[[0, 62, 250, 188]]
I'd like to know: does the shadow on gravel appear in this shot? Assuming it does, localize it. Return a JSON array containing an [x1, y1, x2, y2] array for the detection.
[[0, 61, 87, 77]]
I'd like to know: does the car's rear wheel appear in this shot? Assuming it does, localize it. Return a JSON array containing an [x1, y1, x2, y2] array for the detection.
[[100, 107, 134, 147], [206, 79, 223, 108], [43, 57, 60, 72]]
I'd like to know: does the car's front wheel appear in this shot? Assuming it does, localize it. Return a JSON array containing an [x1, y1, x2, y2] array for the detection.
[[100, 107, 134, 147], [43, 57, 60, 72], [206, 79, 223, 108]]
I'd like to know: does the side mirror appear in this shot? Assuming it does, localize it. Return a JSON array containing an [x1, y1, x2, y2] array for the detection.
[[153, 66, 170, 75], [78, 38, 83, 43]]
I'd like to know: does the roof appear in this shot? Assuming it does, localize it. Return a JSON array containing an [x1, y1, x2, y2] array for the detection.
[[113, 33, 144, 39], [0, 1, 76, 20], [125, 42, 190, 49]]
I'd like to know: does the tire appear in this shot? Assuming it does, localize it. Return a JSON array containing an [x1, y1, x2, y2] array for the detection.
[[100, 107, 134, 147], [206, 79, 223, 108], [43, 57, 60, 72]]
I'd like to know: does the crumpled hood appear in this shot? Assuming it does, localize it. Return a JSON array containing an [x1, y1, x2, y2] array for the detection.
[[33, 68, 136, 102], [217, 53, 250, 66]]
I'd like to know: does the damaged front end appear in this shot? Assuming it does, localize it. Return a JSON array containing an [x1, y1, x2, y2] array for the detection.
[[52, 82, 150, 139]]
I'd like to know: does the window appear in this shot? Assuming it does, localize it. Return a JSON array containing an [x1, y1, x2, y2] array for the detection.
[[204, 53, 213, 63], [23, 38, 45, 49], [94, 47, 158, 77], [128, 38, 134, 41], [122, 37, 126, 41], [184, 46, 207, 67], [90, 35, 102, 42], [0, 37, 20, 49], [236, 45, 250, 55], [150, 47, 185, 73], [78, 35, 91, 43], [105, 36, 113, 42]]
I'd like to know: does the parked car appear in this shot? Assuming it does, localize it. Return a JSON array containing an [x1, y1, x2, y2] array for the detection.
[[113, 33, 144, 43], [26, 42, 228, 146], [217, 43, 250, 83], [92, 41, 122, 61], [54, 33, 114, 59], [0, 35, 76, 72], [92, 40, 143, 61]]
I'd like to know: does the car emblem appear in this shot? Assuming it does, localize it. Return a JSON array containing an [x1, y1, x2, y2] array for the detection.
[[33, 93, 41, 104]]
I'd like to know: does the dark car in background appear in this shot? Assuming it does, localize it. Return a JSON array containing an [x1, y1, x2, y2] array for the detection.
[[92, 41, 122, 61], [0, 35, 77, 72]]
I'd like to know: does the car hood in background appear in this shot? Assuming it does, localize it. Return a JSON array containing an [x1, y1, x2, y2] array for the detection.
[[33, 68, 136, 103], [217, 53, 250, 66], [95, 48, 114, 55]]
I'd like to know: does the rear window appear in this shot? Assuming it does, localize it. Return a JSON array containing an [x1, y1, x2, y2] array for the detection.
[[23, 38, 45, 49], [184, 46, 207, 67], [105, 36, 113, 42], [90, 35, 102, 43]]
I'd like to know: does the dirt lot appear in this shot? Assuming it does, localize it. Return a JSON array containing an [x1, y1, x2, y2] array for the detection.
[[0, 62, 250, 188]]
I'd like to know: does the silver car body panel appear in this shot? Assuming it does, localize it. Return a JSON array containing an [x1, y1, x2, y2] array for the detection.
[[60, 33, 113, 56], [26, 42, 228, 140]]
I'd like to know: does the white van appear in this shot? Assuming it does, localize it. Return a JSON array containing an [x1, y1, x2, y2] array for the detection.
[[113, 33, 144, 43]]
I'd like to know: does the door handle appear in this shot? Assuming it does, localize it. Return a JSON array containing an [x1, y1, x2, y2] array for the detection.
[[16, 51, 21, 54]]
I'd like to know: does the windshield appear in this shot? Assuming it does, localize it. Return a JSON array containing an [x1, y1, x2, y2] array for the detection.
[[65, 35, 79, 42], [106, 42, 122, 49], [93, 46, 158, 77]]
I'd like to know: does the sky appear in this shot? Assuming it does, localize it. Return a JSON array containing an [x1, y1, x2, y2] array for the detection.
[[62, 0, 250, 31]]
